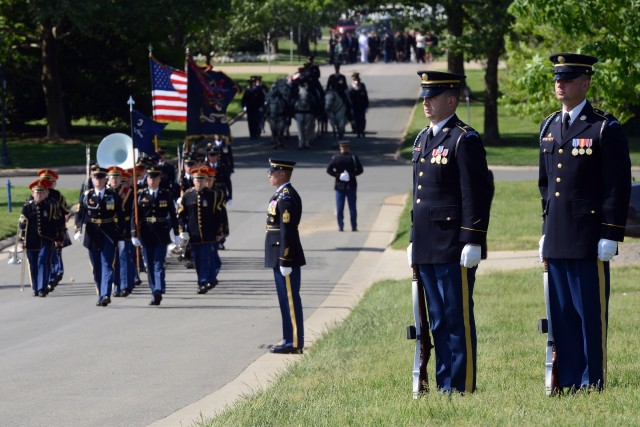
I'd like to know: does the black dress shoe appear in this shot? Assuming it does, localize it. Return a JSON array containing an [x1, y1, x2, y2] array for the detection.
[[197, 285, 208, 294], [122, 290, 131, 297], [269, 345, 303, 354], [149, 293, 162, 306], [134, 279, 142, 287], [47, 282, 56, 292], [99, 296, 110, 307], [96, 298, 102, 306], [39, 290, 47, 297], [207, 280, 218, 290], [113, 291, 122, 297], [55, 273, 63, 283]]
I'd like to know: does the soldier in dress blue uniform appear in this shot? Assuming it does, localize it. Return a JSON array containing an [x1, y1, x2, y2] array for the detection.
[[74, 167, 123, 306], [37, 169, 70, 292], [203, 166, 224, 288], [538, 53, 631, 392], [408, 71, 494, 394], [178, 167, 225, 294], [107, 166, 135, 297], [18, 179, 65, 297], [326, 141, 364, 231], [131, 167, 179, 306], [265, 159, 306, 354]]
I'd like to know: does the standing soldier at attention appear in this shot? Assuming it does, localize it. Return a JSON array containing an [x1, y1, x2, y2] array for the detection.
[[407, 71, 494, 394], [326, 141, 364, 232], [178, 167, 225, 295], [37, 169, 70, 292], [265, 159, 306, 354], [538, 53, 631, 392], [131, 167, 179, 306], [18, 179, 65, 297], [74, 167, 123, 307]]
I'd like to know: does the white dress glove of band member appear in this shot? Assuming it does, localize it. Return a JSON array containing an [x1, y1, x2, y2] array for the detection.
[[131, 237, 142, 247], [407, 243, 413, 267], [460, 244, 481, 268], [339, 171, 350, 182], [539, 234, 545, 262], [279, 266, 292, 277], [598, 238, 617, 262], [73, 231, 82, 241]]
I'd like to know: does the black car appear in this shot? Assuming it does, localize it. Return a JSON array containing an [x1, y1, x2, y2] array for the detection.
[[626, 182, 640, 238]]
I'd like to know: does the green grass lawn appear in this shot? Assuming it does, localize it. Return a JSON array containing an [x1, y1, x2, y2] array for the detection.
[[0, 187, 78, 239], [202, 265, 640, 426], [392, 181, 543, 252]]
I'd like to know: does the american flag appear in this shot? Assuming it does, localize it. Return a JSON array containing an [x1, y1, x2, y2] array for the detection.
[[149, 57, 187, 123]]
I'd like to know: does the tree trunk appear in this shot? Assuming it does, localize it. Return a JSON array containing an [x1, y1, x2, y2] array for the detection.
[[444, 0, 465, 76], [41, 24, 69, 139], [483, 42, 501, 145], [298, 32, 310, 57]]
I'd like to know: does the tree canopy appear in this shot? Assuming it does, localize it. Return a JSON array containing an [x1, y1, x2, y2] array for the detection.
[[503, 0, 640, 125]]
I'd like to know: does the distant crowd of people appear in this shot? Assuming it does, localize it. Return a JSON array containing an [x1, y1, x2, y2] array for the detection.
[[329, 29, 438, 65]]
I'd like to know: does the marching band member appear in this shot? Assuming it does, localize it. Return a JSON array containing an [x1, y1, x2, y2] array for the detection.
[[19, 179, 65, 297], [178, 167, 225, 294]]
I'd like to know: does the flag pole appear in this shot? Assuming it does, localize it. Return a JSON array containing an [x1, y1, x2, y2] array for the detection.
[[148, 44, 159, 153], [128, 96, 142, 274], [184, 47, 190, 153]]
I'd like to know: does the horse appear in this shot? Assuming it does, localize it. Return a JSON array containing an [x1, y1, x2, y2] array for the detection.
[[293, 83, 317, 149], [266, 79, 289, 148], [324, 89, 348, 143]]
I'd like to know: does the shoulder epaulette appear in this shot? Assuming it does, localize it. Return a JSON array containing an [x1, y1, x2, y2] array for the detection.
[[184, 187, 195, 195], [455, 122, 479, 138]]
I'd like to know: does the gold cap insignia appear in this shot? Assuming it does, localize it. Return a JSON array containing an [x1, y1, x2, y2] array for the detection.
[[557, 56, 565, 64], [421, 73, 428, 83]]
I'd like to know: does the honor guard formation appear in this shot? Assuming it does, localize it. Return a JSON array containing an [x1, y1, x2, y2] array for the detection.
[[11, 51, 632, 397]]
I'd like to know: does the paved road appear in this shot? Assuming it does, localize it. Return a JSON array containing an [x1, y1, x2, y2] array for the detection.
[[0, 62, 422, 427]]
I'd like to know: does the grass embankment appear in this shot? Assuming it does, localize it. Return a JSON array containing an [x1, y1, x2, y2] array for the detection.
[[0, 187, 78, 240], [203, 264, 640, 426]]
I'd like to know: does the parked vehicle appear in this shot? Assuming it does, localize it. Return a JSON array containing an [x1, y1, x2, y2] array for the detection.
[[335, 19, 358, 34]]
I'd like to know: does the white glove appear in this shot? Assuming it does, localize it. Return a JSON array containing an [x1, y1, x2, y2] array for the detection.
[[131, 237, 141, 247], [117, 241, 125, 251], [243, 107, 247, 112], [538, 235, 545, 262], [279, 266, 292, 276], [407, 243, 413, 267], [460, 244, 481, 268], [174, 236, 181, 246], [598, 238, 617, 262], [339, 171, 350, 182], [176, 197, 182, 206], [73, 231, 82, 241], [179, 232, 189, 240], [226, 199, 233, 206]]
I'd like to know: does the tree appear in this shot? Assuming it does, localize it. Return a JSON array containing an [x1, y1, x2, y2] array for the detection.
[[460, 0, 514, 145], [0, 0, 229, 139], [504, 0, 640, 126]]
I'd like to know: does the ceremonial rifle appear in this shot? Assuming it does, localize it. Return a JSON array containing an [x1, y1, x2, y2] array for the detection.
[[538, 259, 560, 395], [406, 265, 432, 398]]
